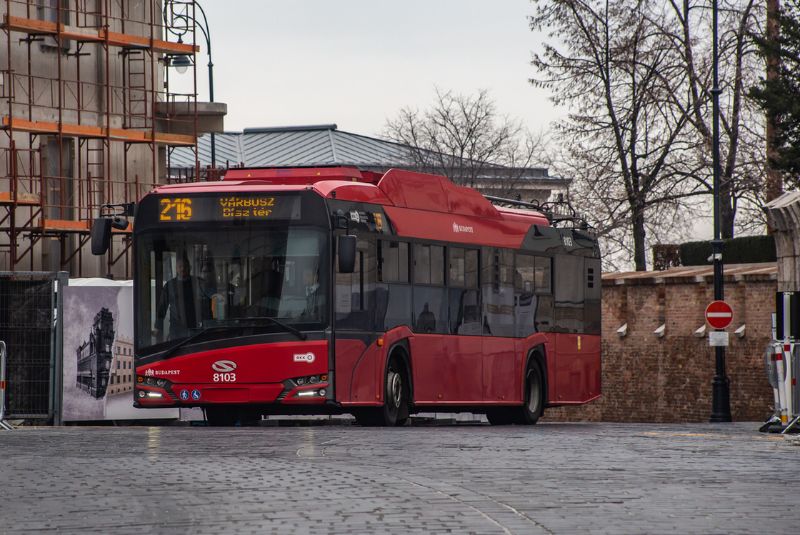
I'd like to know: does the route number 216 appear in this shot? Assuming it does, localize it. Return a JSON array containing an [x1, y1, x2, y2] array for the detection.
[[160, 198, 193, 221]]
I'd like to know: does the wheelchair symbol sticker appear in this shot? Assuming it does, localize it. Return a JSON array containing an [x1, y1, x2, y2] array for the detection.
[[191, 389, 201, 401]]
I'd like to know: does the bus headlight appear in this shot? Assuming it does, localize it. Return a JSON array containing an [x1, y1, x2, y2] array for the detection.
[[138, 375, 173, 390], [291, 375, 326, 386], [294, 389, 326, 398]]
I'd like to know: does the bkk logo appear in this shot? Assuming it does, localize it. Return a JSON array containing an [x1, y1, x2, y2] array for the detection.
[[293, 352, 316, 363], [211, 360, 237, 373], [452, 222, 474, 234]]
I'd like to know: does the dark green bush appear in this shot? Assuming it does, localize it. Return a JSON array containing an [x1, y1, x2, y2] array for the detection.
[[679, 235, 776, 266]]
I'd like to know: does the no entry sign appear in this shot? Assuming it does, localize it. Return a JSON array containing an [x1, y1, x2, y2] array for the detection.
[[705, 300, 733, 330]]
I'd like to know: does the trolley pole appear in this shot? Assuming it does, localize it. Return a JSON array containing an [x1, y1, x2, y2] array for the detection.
[[710, 0, 732, 422]]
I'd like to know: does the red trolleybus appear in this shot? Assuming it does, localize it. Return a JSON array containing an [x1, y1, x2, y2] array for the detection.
[[92, 167, 601, 426]]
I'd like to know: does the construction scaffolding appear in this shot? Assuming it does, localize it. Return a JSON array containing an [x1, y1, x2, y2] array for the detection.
[[0, 0, 202, 277]]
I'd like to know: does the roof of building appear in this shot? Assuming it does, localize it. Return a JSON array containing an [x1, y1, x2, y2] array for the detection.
[[168, 124, 563, 184]]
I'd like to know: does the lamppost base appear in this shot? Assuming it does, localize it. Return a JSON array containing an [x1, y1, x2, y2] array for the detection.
[[710, 375, 732, 422]]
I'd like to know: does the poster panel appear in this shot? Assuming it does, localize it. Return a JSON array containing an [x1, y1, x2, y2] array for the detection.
[[62, 280, 179, 421]]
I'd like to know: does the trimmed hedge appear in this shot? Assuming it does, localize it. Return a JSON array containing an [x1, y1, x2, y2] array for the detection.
[[679, 235, 776, 266]]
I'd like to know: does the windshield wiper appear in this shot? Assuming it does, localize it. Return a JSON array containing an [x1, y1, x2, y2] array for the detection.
[[157, 316, 308, 359], [159, 325, 230, 360], [232, 316, 307, 341]]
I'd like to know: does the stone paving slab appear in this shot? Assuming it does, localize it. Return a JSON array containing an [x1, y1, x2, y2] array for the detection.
[[0, 422, 796, 534]]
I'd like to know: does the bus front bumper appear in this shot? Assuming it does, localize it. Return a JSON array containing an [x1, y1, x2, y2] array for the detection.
[[134, 380, 330, 408]]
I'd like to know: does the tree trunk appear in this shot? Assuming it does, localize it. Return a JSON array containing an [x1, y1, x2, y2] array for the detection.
[[765, 0, 783, 203], [720, 178, 735, 239], [632, 202, 647, 271]]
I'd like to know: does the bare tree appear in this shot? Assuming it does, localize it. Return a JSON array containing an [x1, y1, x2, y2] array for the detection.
[[662, 0, 765, 238], [532, 0, 703, 270], [384, 89, 549, 198]]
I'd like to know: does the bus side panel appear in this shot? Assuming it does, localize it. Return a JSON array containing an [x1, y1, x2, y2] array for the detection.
[[334, 338, 367, 403], [482, 337, 522, 403], [442, 335, 483, 402], [352, 343, 383, 404], [553, 333, 601, 403], [335, 337, 385, 404], [408, 335, 445, 403], [582, 334, 602, 400]]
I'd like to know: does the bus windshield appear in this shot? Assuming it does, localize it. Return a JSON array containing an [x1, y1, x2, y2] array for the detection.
[[136, 226, 328, 355]]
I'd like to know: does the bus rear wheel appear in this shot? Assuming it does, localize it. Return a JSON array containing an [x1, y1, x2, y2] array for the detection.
[[486, 360, 544, 426], [354, 357, 409, 427], [514, 360, 544, 425]]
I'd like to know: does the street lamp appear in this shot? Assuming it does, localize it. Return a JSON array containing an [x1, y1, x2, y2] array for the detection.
[[170, 54, 192, 74], [710, 0, 732, 422], [165, 1, 216, 169]]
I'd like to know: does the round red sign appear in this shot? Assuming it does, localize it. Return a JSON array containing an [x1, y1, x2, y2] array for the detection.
[[705, 300, 733, 330]]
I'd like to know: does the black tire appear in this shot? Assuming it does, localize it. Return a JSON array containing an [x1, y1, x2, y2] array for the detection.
[[353, 409, 383, 427], [354, 356, 409, 427], [205, 406, 238, 426], [486, 409, 515, 426], [205, 406, 261, 427], [513, 359, 545, 425]]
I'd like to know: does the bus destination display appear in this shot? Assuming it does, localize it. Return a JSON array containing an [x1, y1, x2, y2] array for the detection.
[[158, 195, 301, 222]]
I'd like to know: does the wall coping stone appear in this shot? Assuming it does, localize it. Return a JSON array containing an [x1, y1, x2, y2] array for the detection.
[[602, 262, 777, 287]]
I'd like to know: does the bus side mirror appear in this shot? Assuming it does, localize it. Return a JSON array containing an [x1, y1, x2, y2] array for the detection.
[[91, 216, 129, 255], [91, 218, 112, 255], [338, 235, 357, 273]]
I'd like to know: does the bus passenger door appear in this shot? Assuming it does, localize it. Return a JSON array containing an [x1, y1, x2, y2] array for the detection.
[[481, 248, 522, 403], [334, 238, 380, 403], [409, 244, 449, 402]]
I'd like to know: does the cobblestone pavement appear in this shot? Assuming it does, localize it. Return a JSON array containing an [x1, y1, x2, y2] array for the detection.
[[0, 421, 796, 534]]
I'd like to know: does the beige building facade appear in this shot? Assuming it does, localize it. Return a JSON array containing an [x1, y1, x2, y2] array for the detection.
[[108, 335, 133, 396]]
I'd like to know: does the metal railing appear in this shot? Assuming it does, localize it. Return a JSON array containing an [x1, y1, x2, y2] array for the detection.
[[0, 340, 13, 430]]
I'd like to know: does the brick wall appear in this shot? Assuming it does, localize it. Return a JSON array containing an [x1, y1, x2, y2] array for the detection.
[[544, 263, 776, 423]]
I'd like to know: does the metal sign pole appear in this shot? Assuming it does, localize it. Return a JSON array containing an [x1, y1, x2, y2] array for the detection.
[[710, 0, 731, 422]]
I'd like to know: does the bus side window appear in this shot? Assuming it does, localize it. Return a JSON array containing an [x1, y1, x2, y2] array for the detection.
[[377, 240, 411, 330], [481, 247, 514, 337], [413, 244, 447, 334], [535, 256, 552, 295], [514, 253, 536, 337], [449, 248, 480, 335], [336, 238, 375, 331], [585, 258, 601, 335], [533, 256, 554, 331], [554, 254, 585, 333]]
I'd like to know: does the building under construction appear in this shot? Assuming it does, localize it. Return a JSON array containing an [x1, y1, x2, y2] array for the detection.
[[0, 0, 224, 278], [75, 306, 113, 398]]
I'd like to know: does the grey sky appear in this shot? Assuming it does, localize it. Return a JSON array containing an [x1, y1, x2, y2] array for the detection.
[[173, 0, 558, 136]]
